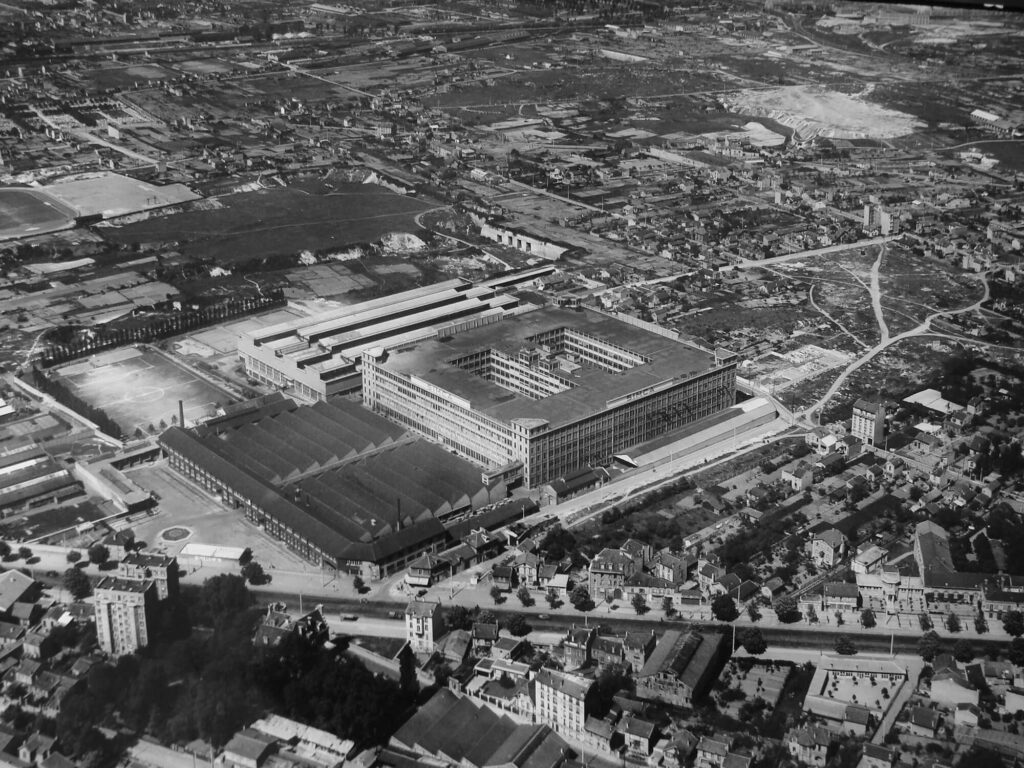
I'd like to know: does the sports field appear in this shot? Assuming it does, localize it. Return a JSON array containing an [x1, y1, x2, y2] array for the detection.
[[0, 188, 77, 240], [54, 347, 233, 434]]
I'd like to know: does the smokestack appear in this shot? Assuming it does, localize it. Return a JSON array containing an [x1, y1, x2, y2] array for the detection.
[[179, 400, 185, 428]]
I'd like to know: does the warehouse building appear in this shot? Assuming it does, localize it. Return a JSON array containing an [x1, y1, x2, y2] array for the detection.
[[159, 396, 535, 580], [362, 306, 737, 487], [238, 267, 556, 402]]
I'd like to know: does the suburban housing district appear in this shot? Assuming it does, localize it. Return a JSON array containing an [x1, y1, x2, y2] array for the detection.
[[1, 0, 1024, 768]]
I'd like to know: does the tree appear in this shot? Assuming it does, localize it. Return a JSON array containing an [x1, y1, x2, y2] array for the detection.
[[953, 639, 974, 664], [64, 568, 92, 601], [631, 592, 648, 615], [834, 635, 857, 655], [739, 627, 767, 655], [87, 544, 109, 566], [353, 575, 366, 594], [918, 630, 941, 662], [505, 614, 531, 637], [241, 561, 266, 585], [17, 546, 31, 560], [517, 586, 535, 607], [946, 612, 961, 633], [919, 613, 933, 631], [747, 602, 761, 622], [711, 594, 738, 622], [238, 548, 253, 566], [569, 585, 594, 612], [662, 596, 674, 617], [398, 645, 419, 701], [0, 542, 10, 558], [1004, 610, 1024, 638], [861, 608, 876, 629], [443, 606, 473, 632], [1010, 638, 1024, 667], [774, 595, 800, 623], [490, 585, 504, 604], [66, 550, 82, 563], [546, 589, 561, 608], [805, 604, 818, 624], [477, 610, 497, 626]]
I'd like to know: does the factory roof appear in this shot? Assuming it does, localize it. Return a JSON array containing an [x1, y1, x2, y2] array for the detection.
[[374, 307, 722, 428]]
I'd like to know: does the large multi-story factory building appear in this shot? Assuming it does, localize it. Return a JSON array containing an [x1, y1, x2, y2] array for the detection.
[[238, 267, 556, 402], [361, 306, 738, 487]]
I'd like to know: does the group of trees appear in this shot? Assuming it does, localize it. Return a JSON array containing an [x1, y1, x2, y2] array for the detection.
[[38, 291, 287, 368], [30, 368, 123, 440], [57, 574, 411, 761], [441, 605, 531, 638]]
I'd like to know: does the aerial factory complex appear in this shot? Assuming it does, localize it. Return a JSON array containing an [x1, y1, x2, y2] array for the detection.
[[1, 0, 1024, 767]]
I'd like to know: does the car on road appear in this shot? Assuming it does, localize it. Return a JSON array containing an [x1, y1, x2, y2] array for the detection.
[[537, 614, 550, 620], [387, 610, 401, 619], [416, 588, 428, 597], [339, 614, 359, 622]]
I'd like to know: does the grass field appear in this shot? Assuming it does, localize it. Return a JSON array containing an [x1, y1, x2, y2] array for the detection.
[[0, 188, 77, 240], [54, 347, 233, 434], [101, 184, 434, 263]]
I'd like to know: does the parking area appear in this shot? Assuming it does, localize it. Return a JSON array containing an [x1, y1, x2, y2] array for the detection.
[[122, 461, 310, 572]]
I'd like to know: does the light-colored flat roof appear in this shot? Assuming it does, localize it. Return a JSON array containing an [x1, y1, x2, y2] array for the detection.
[[378, 307, 720, 428]]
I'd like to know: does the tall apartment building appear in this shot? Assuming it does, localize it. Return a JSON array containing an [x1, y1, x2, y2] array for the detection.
[[94, 577, 156, 656], [362, 307, 737, 487], [534, 668, 596, 739], [118, 552, 179, 600], [850, 399, 886, 447]]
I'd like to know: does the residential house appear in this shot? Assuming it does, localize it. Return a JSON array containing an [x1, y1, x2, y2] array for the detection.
[[621, 539, 653, 568], [761, 577, 786, 602], [619, 715, 656, 758], [857, 744, 896, 768], [471, 622, 499, 654], [930, 656, 979, 709], [491, 636, 528, 661], [882, 457, 904, 482], [908, 707, 940, 738], [405, 554, 449, 587], [786, 724, 834, 767], [436, 629, 471, 665], [592, 635, 624, 670], [405, 600, 443, 655], [811, 528, 848, 568], [582, 717, 617, 755], [563, 626, 596, 669], [513, 551, 541, 587], [697, 559, 726, 595], [491, 565, 514, 592], [781, 462, 814, 492], [623, 631, 657, 675], [839, 435, 863, 458], [822, 582, 860, 613], [652, 550, 693, 585], [589, 548, 637, 600]]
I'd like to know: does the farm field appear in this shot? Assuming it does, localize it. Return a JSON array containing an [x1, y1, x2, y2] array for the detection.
[[52, 347, 233, 435], [100, 183, 435, 263]]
